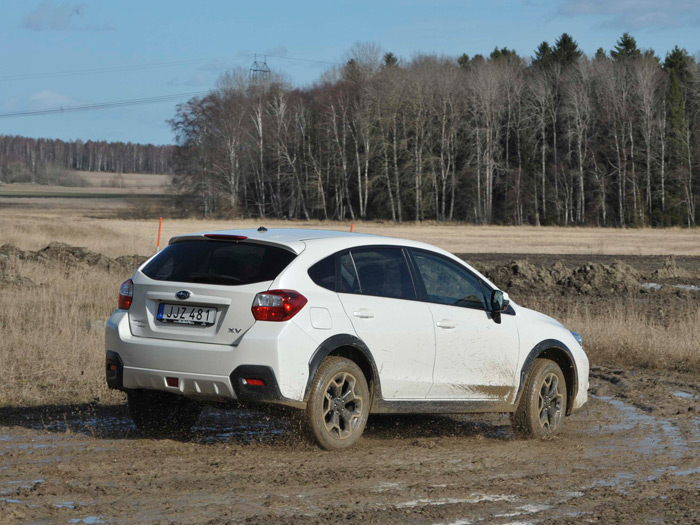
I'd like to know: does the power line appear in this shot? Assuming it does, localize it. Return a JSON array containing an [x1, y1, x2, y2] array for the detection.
[[265, 54, 340, 66], [0, 56, 248, 82], [0, 91, 208, 119], [0, 53, 340, 82]]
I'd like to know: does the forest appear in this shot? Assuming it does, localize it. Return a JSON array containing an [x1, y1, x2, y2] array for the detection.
[[0, 135, 174, 182], [170, 33, 700, 226]]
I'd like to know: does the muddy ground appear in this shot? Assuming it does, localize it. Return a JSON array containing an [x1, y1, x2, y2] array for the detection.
[[1, 246, 700, 523], [1, 371, 699, 523]]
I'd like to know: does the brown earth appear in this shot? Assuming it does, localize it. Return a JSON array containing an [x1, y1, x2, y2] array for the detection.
[[1, 245, 700, 522], [1, 366, 699, 523], [0, 242, 146, 275], [3, 242, 699, 297]]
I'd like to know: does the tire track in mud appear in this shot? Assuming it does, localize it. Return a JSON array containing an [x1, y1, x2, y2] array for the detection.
[[1, 367, 699, 523]]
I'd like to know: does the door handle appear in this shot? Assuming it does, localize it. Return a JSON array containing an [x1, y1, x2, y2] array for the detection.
[[353, 309, 375, 319], [436, 319, 456, 329]]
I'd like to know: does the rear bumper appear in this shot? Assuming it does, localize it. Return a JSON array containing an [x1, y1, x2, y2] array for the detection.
[[105, 309, 316, 405]]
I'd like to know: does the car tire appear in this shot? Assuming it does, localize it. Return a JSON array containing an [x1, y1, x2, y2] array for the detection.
[[512, 358, 567, 439], [127, 390, 201, 436], [305, 357, 370, 450]]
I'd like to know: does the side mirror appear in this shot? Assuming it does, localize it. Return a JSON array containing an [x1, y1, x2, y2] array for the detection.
[[491, 290, 509, 313]]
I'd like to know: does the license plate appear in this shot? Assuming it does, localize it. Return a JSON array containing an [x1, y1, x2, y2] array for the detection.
[[157, 303, 217, 326]]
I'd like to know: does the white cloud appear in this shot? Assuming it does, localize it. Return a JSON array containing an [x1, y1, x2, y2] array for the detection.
[[28, 90, 77, 109], [22, 1, 115, 31], [557, 0, 700, 29]]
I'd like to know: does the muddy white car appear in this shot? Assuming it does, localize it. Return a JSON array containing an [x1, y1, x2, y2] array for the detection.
[[105, 228, 588, 449]]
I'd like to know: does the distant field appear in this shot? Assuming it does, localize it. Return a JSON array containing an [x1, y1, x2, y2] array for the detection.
[[0, 171, 171, 197], [1, 181, 699, 255], [76, 171, 171, 189], [0, 176, 171, 218], [0, 208, 699, 257]]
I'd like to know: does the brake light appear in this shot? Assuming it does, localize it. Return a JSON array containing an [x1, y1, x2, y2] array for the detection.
[[251, 290, 307, 321], [118, 278, 133, 310], [204, 234, 248, 241]]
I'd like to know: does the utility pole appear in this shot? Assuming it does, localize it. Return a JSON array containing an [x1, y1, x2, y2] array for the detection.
[[249, 54, 271, 87]]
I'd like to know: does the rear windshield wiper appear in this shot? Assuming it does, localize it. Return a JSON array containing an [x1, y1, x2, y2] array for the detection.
[[188, 273, 241, 285]]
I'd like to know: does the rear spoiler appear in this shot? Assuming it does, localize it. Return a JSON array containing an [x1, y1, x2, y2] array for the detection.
[[169, 234, 304, 254]]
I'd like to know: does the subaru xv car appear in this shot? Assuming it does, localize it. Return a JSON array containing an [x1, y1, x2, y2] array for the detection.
[[105, 228, 588, 450]]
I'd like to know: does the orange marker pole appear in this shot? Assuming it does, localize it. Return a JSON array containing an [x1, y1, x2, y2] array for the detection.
[[156, 217, 163, 253], [350, 223, 354, 233]]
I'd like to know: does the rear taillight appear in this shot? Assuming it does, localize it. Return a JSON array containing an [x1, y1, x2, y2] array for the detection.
[[118, 278, 133, 310], [251, 289, 307, 322]]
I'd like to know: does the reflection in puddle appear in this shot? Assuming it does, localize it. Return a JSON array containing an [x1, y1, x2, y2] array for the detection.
[[593, 396, 686, 457], [21, 407, 292, 444], [68, 517, 104, 524], [396, 493, 517, 508], [641, 282, 700, 292], [672, 391, 698, 400]]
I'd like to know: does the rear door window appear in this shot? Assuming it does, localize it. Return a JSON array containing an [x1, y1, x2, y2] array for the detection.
[[351, 248, 416, 300], [339, 252, 361, 293], [142, 240, 296, 286]]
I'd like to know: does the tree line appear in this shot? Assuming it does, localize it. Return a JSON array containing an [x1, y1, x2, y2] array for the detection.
[[0, 135, 174, 182], [170, 34, 700, 226]]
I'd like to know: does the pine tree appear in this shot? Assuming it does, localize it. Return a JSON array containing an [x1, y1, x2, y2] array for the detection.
[[471, 54, 485, 66], [490, 46, 519, 62], [383, 52, 398, 67], [532, 41, 553, 68], [610, 32, 640, 61], [457, 53, 470, 69], [594, 47, 607, 60], [663, 46, 694, 82], [343, 58, 361, 82], [552, 33, 582, 67]]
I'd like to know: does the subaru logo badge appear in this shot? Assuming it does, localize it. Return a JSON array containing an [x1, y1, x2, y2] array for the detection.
[[176, 290, 191, 300]]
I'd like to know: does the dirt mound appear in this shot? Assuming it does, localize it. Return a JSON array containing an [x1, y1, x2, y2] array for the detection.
[[477, 259, 642, 297], [0, 243, 25, 259], [29, 242, 116, 269], [475, 260, 557, 295], [651, 256, 694, 280], [559, 261, 641, 295], [0, 254, 35, 287], [0, 242, 147, 274]]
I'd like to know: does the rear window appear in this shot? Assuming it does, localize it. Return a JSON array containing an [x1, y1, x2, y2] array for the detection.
[[142, 240, 296, 286]]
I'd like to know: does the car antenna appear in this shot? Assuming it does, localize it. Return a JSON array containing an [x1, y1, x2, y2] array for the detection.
[[257, 226, 268, 232]]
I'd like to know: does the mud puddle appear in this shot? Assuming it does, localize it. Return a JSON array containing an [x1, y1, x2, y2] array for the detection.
[[1, 367, 699, 523], [641, 282, 700, 292]]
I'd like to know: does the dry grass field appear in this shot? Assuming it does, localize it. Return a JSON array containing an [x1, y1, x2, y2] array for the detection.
[[1, 205, 700, 256], [76, 171, 171, 189], [1, 188, 700, 406]]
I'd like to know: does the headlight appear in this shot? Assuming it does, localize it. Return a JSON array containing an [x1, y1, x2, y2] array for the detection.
[[570, 330, 584, 348]]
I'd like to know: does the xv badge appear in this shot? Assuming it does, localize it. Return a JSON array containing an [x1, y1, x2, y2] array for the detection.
[[228, 328, 242, 334]]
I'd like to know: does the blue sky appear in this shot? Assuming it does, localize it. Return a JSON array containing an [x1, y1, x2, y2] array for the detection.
[[1, 0, 699, 145]]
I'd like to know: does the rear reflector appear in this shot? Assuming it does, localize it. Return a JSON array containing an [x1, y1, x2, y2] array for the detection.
[[244, 378, 266, 386], [166, 377, 179, 388], [203, 234, 248, 241], [107, 364, 117, 372]]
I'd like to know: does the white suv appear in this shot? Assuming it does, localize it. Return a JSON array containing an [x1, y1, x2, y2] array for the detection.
[[105, 228, 588, 449]]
